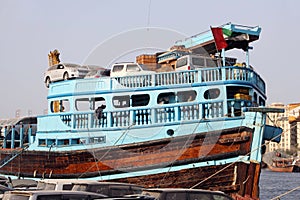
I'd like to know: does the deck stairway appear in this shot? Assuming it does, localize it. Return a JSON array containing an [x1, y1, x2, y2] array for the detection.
[[0, 145, 29, 169]]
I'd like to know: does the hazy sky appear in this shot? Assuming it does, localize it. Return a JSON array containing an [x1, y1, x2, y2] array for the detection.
[[0, 0, 299, 118]]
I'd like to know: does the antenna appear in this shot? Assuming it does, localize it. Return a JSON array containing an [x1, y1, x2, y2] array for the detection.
[[15, 109, 21, 118]]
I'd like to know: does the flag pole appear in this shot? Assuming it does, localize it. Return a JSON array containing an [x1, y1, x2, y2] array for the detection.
[[222, 49, 225, 66]]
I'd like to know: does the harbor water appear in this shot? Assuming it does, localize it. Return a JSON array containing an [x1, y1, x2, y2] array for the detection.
[[260, 169, 300, 200]]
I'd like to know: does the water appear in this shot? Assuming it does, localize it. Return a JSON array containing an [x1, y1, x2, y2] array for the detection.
[[260, 169, 300, 200]]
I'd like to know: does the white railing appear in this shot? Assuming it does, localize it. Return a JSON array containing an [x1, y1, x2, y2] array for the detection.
[[112, 66, 265, 93]]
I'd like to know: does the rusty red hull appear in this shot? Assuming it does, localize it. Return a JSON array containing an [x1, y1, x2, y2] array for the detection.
[[0, 126, 261, 199]]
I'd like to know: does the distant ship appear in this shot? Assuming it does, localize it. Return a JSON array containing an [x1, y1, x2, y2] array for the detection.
[[0, 23, 283, 200], [267, 152, 300, 173]]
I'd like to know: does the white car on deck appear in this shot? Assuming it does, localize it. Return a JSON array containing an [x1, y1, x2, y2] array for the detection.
[[110, 62, 155, 77], [44, 63, 91, 88], [110, 62, 156, 87]]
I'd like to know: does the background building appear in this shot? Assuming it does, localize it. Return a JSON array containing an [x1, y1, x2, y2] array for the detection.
[[266, 103, 300, 156]]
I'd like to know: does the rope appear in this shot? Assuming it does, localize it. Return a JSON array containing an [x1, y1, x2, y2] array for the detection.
[[190, 115, 293, 189], [270, 185, 300, 200], [158, 117, 204, 187], [78, 123, 134, 179], [190, 117, 247, 189], [146, 0, 152, 29]]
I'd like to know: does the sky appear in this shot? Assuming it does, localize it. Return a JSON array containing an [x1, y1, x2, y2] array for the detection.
[[0, 0, 299, 118]]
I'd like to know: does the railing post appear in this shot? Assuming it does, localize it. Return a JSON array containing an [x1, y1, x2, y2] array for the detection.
[[28, 125, 32, 144], [241, 101, 246, 116], [11, 126, 15, 148], [175, 106, 180, 121], [231, 101, 235, 117], [107, 111, 112, 127], [204, 104, 208, 118], [221, 67, 226, 80], [20, 125, 23, 148], [72, 114, 76, 129], [89, 113, 93, 129], [130, 110, 135, 125], [219, 102, 223, 117], [3, 126, 7, 148], [152, 108, 157, 123], [110, 78, 113, 90]]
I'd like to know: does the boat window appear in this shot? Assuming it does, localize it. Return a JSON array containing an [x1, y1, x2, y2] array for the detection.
[[259, 96, 265, 106], [157, 92, 175, 104], [50, 100, 69, 113], [112, 65, 124, 72], [253, 92, 257, 102], [253, 92, 258, 106], [57, 139, 70, 146], [91, 97, 106, 110], [204, 88, 220, 99], [60, 99, 70, 112], [50, 100, 60, 113], [192, 57, 205, 67], [177, 90, 197, 102], [39, 139, 46, 146], [113, 95, 130, 108], [75, 98, 90, 111], [176, 57, 187, 68], [132, 94, 150, 107], [71, 138, 80, 145], [89, 136, 106, 144], [48, 139, 55, 146], [226, 86, 250, 100]]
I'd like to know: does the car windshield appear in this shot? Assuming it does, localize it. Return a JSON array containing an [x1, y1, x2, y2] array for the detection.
[[176, 57, 187, 68], [84, 65, 101, 70], [127, 64, 140, 72], [64, 63, 82, 68], [2, 194, 29, 200], [72, 184, 88, 191], [192, 57, 205, 66], [43, 183, 56, 190]]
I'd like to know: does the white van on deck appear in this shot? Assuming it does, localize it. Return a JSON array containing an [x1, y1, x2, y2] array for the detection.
[[175, 54, 220, 71]]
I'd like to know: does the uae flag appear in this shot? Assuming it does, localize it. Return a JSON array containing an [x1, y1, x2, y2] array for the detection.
[[211, 27, 232, 50], [211, 27, 250, 51]]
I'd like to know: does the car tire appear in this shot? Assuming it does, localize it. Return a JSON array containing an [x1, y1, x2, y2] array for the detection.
[[63, 72, 69, 80], [45, 77, 51, 88]]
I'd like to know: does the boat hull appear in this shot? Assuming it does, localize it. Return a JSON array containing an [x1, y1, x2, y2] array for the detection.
[[267, 162, 300, 173], [0, 126, 261, 199], [0, 126, 252, 177], [267, 165, 294, 173], [112, 161, 261, 199]]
